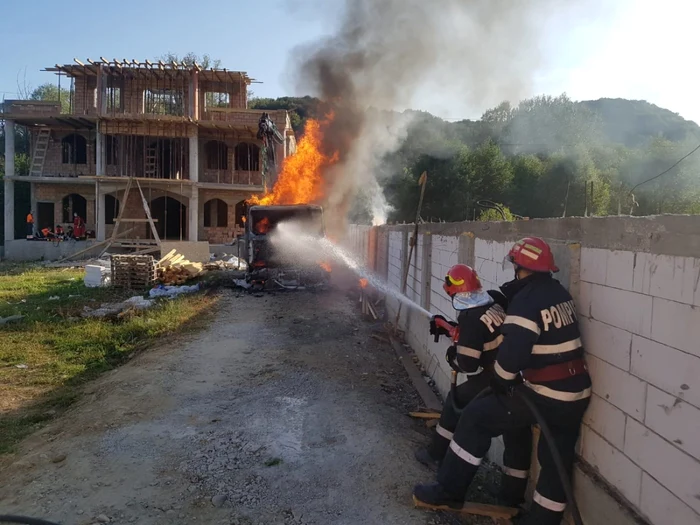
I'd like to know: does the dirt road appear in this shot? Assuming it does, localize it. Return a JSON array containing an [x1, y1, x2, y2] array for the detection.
[[0, 286, 460, 525]]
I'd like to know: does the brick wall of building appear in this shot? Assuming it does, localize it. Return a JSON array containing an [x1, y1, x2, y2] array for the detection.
[[34, 183, 95, 231], [30, 129, 98, 177], [199, 189, 248, 244]]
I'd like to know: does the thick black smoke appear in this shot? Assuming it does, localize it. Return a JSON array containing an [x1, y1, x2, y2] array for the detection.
[[290, 0, 605, 231]]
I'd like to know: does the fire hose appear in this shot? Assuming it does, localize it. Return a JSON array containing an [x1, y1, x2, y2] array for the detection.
[[0, 517, 60, 525], [432, 317, 584, 525]]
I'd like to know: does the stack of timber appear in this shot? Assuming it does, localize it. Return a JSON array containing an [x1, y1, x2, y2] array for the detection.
[[110, 255, 158, 289], [157, 249, 206, 285]]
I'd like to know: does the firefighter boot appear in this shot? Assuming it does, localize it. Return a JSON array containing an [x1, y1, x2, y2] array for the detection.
[[414, 447, 440, 471], [413, 482, 464, 510]]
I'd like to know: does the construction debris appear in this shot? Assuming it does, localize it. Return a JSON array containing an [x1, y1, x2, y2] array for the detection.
[[0, 315, 24, 326], [148, 283, 201, 298], [85, 263, 111, 288], [81, 296, 154, 318]]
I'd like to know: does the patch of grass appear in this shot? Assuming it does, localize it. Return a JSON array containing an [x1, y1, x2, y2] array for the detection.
[[0, 264, 218, 454], [264, 457, 283, 467]]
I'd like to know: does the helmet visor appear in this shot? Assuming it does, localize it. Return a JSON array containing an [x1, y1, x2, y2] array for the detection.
[[452, 289, 494, 311], [502, 254, 516, 272]]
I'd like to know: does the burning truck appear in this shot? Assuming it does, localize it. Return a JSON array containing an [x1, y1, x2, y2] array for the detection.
[[241, 204, 331, 289]]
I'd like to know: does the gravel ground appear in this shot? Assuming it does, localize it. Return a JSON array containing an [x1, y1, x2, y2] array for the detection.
[[0, 284, 501, 525]]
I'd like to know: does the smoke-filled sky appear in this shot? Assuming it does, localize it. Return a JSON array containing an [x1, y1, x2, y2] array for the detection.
[[0, 0, 698, 123]]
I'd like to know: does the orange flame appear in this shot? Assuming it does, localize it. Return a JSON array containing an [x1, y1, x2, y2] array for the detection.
[[249, 114, 338, 206], [319, 262, 332, 273], [359, 278, 368, 289], [255, 216, 270, 234]]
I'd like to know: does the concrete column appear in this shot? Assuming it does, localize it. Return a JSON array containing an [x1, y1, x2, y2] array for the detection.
[[96, 186, 106, 241], [4, 119, 15, 242], [96, 124, 105, 176], [189, 135, 199, 182], [30, 183, 37, 222], [4, 179, 14, 243], [189, 70, 199, 120], [188, 187, 199, 242], [421, 233, 433, 311]]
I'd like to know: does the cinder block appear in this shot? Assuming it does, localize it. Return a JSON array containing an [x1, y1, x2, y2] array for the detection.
[[605, 250, 635, 291], [644, 385, 700, 461], [583, 394, 627, 450], [624, 418, 700, 514], [651, 297, 700, 358], [589, 283, 652, 338], [475, 238, 493, 261], [631, 335, 700, 409], [475, 257, 497, 284], [579, 317, 632, 371], [633, 252, 700, 307], [572, 465, 644, 525], [580, 426, 642, 506], [587, 355, 646, 421], [581, 247, 608, 285], [640, 472, 700, 525], [578, 282, 593, 317]]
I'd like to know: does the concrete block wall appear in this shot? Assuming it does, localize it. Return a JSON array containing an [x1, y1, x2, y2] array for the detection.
[[346, 216, 700, 525]]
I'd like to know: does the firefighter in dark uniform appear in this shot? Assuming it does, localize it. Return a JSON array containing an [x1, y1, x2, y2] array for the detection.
[[413, 237, 591, 525], [415, 264, 533, 508]]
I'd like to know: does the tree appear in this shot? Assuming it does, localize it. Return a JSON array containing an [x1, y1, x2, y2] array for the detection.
[[158, 52, 221, 69], [478, 204, 516, 222], [29, 84, 71, 114]]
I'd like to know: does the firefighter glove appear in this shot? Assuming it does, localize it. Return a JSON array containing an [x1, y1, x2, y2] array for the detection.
[[430, 315, 456, 338]]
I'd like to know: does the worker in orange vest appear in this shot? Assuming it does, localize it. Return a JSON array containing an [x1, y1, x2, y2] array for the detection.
[[26, 211, 34, 239], [73, 213, 85, 239]]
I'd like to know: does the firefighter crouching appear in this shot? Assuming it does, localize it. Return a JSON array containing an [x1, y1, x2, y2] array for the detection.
[[413, 237, 591, 525], [416, 264, 533, 508]]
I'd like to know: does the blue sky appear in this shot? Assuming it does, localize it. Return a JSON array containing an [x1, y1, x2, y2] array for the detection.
[[2, 0, 698, 123]]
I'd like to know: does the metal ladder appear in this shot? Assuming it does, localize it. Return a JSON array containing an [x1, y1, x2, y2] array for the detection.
[[145, 145, 157, 177], [30, 128, 51, 176]]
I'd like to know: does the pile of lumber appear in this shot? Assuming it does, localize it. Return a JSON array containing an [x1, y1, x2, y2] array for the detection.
[[157, 249, 206, 285]]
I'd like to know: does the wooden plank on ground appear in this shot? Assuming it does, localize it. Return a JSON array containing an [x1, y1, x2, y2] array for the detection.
[[389, 335, 442, 413], [412, 495, 519, 520], [409, 411, 441, 420], [57, 227, 137, 262], [158, 249, 177, 265]]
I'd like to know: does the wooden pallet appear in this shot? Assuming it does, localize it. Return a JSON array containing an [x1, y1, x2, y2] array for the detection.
[[111, 255, 157, 289]]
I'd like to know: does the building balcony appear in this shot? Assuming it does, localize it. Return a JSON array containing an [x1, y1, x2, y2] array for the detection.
[[201, 169, 263, 187], [1, 100, 62, 117]]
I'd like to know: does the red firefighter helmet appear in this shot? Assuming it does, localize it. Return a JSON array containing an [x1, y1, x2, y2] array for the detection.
[[507, 237, 559, 273], [443, 264, 482, 297]]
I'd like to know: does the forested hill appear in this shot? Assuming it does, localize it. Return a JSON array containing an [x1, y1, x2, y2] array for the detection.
[[250, 96, 699, 148], [580, 98, 700, 148]]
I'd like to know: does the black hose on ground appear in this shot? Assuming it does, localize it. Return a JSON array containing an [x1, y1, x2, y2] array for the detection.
[[452, 385, 584, 525], [0, 516, 61, 525]]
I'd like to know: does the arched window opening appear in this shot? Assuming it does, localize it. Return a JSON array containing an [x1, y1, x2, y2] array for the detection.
[[203, 199, 229, 227]]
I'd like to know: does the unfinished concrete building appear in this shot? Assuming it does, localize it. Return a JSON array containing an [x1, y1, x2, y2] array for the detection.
[[2, 59, 296, 258]]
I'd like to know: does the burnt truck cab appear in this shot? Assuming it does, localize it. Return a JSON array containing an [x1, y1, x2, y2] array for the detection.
[[242, 204, 330, 287]]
